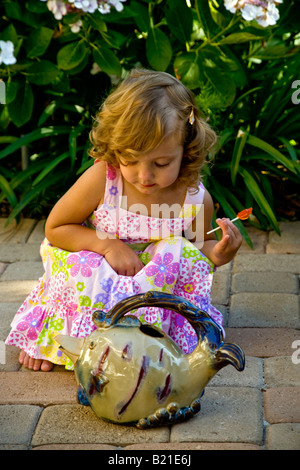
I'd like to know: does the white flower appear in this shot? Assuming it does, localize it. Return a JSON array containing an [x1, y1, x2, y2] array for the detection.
[[224, 0, 240, 13], [72, 0, 98, 13], [90, 62, 101, 74], [254, 2, 280, 27], [70, 19, 83, 33], [40, 0, 128, 17], [47, 0, 67, 20], [98, 3, 111, 14], [109, 0, 126, 12], [224, 0, 282, 27], [0, 40, 17, 65], [241, 4, 263, 21]]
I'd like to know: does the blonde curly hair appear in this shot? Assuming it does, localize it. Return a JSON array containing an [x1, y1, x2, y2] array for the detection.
[[89, 69, 217, 192]]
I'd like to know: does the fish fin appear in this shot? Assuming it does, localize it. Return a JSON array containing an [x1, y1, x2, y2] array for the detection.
[[215, 343, 245, 371], [77, 385, 90, 407]]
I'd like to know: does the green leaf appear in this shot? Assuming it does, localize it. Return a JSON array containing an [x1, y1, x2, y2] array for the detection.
[[8, 160, 49, 189], [26, 61, 60, 85], [101, 30, 128, 49], [0, 174, 18, 208], [239, 167, 280, 234], [7, 172, 62, 225], [130, 1, 150, 33], [26, 0, 49, 13], [25, 27, 53, 58], [38, 101, 57, 126], [230, 86, 263, 110], [0, 136, 18, 145], [174, 53, 200, 89], [216, 48, 248, 88], [277, 137, 298, 163], [57, 41, 88, 70], [253, 45, 291, 59], [5, 77, 19, 105], [195, 0, 220, 39], [181, 62, 200, 90], [231, 129, 248, 185], [209, 3, 230, 28], [32, 152, 70, 186], [5, 2, 49, 28], [217, 128, 235, 149], [165, 0, 193, 44], [7, 81, 34, 127], [146, 27, 172, 71], [201, 67, 236, 109], [68, 50, 90, 75], [0, 127, 73, 160], [69, 126, 86, 168], [1, 23, 18, 46], [86, 11, 107, 32], [247, 134, 297, 174], [218, 32, 264, 45], [93, 45, 122, 76], [4, 2, 22, 21]]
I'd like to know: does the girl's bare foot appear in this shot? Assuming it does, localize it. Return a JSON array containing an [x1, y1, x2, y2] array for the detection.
[[19, 350, 53, 372]]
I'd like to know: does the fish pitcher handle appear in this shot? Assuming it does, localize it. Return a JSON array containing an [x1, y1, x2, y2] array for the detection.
[[93, 291, 224, 346], [93, 291, 245, 372]]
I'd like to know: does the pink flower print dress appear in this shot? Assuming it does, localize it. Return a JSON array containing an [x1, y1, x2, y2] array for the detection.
[[6, 164, 223, 369]]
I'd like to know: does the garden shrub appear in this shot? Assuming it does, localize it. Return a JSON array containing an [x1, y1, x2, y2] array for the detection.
[[0, 0, 299, 244]]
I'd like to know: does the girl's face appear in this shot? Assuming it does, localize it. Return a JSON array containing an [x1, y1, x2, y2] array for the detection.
[[118, 133, 184, 195]]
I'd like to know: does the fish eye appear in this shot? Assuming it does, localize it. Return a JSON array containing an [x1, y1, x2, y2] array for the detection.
[[89, 341, 96, 349]]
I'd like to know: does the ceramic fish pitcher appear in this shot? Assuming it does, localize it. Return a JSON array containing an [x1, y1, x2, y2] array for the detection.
[[56, 291, 245, 429]]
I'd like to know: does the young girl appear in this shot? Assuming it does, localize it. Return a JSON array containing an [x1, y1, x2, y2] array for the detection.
[[6, 69, 242, 371]]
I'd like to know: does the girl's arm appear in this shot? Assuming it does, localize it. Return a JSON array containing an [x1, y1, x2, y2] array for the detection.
[[190, 189, 242, 266], [45, 161, 108, 253], [45, 162, 144, 275]]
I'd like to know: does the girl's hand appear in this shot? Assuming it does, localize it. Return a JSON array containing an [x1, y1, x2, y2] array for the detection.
[[210, 218, 243, 265], [103, 240, 144, 276]]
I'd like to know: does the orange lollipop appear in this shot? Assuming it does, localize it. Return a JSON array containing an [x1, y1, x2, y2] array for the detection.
[[207, 208, 252, 234], [236, 207, 253, 221]]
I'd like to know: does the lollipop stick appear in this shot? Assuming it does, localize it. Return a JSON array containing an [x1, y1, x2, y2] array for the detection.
[[206, 208, 252, 235], [206, 217, 239, 234]]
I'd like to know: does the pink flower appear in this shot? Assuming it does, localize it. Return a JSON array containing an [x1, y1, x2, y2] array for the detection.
[[107, 165, 117, 180], [16, 306, 44, 341], [145, 253, 179, 287], [67, 251, 102, 277], [183, 282, 196, 294]]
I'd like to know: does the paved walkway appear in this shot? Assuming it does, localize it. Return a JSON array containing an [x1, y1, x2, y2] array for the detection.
[[0, 218, 299, 450]]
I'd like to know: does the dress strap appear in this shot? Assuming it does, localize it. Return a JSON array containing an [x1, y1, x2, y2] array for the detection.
[[103, 163, 122, 208], [185, 182, 205, 206], [180, 182, 205, 220]]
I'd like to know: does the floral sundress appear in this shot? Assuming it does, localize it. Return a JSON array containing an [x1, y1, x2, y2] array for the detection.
[[5, 164, 223, 369]]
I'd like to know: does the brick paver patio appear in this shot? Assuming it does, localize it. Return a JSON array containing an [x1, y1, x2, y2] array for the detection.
[[0, 219, 299, 450]]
